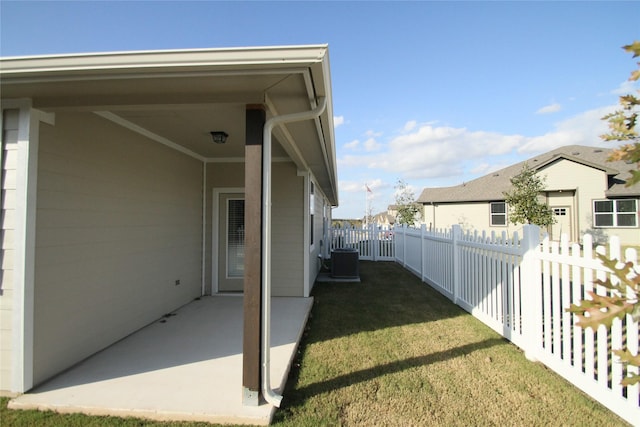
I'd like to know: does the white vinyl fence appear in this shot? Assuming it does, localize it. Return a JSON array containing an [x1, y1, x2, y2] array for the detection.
[[393, 224, 639, 425], [329, 225, 395, 260]]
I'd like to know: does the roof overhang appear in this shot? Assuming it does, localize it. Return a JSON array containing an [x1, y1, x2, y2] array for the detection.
[[0, 45, 338, 205]]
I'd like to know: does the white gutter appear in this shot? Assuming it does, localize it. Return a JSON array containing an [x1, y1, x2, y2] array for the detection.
[[261, 96, 327, 407]]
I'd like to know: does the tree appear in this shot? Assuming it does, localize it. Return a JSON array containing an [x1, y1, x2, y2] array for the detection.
[[567, 41, 640, 387], [503, 163, 555, 227], [394, 179, 421, 226], [567, 257, 639, 386], [601, 41, 640, 186]]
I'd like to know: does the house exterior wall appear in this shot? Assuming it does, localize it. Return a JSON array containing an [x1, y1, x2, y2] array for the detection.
[[539, 160, 638, 245], [272, 163, 305, 297], [1, 109, 19, 392], [205, 161, 307, 297], [32, 111, 203, 386], [205, 162, 244, 294], [306, 176, 327, 294], [422, 159, 638, 245], [424, 202, 501, 234]]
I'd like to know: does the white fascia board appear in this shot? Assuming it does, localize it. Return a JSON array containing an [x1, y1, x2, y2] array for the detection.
[[0, 45, 329, 77], [309, 54, 339, 206]]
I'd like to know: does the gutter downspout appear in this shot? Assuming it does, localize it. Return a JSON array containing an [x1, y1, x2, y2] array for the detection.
[[261, 96, 327, 407]]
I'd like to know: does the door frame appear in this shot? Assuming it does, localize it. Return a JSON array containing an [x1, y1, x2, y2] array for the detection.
[[212, 187, 244, 294]]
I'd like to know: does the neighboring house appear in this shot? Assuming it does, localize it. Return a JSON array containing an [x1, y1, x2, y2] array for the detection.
[[417, 145, 639, 245], [0, 45, 338, 402], [372, 205, 397, 227]]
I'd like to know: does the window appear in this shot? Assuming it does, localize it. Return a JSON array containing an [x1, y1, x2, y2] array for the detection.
[[490, 202, 507, 226], [310, 182, 315, 246], [553, 208, 567, 216], [593, 199, 638, 228], [227, 199, 245, 278]]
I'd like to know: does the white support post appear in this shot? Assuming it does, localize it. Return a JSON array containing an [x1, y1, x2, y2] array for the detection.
[[8, 101, 47, 393], [520, 224, 541, 362]]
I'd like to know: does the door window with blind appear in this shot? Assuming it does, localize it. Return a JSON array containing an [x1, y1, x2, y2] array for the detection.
[[227, 199, 245, 278]]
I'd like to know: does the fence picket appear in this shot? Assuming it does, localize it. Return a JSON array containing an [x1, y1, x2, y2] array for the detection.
[[570, 242, 583, 371]]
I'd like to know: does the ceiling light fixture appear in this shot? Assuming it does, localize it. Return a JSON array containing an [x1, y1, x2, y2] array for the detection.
[[210, 131, 229, 144]]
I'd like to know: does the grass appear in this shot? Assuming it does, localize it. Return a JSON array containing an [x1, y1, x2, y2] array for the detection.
[[2, 261, 629, 426], [273, 261, 626, 426]]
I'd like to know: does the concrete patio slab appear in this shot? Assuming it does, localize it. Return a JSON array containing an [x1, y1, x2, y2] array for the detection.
[[9, 295, 313, 425]]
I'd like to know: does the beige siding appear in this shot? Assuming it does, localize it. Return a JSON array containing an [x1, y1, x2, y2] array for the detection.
[[540, 160, 639, 244], [32, 112, 203, 385], [427, 202, 511, 234], [425, 160, 638, 245], [271, 163, 304, 297], [308, 178, 326, 290], [204, 161, 306, 297], [204, 162, 244, 293], [0, 109, 19, 392]]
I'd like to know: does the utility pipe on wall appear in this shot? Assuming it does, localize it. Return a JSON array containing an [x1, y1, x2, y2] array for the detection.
[[261, 96, 327, 407]]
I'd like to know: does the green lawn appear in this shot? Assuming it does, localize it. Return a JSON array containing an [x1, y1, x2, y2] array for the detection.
[[2, 261, 628, 426]]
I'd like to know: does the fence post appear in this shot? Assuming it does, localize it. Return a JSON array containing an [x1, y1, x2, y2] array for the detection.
[[373, 224, 378, 261], [402, 225, 408, 268], [452, 224, 462, 304], [420, 224, 426, 281], [393, 226, 399, 263], [520, 224, 541, 362]]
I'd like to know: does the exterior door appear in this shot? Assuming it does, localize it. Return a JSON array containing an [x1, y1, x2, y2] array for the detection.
[[218, 193, 245, 292], [550, 206, 572, 241]]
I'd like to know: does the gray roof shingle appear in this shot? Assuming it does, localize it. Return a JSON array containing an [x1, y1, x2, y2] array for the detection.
[[417, 145, 639, 203]]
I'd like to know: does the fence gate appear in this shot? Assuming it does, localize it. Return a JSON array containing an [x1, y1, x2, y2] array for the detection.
[[329, 225, 395, 261]]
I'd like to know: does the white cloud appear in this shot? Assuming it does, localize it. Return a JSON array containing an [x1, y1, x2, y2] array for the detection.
[[339, 123, 523, 180], [339, 180, 366, 193], [536, 103, 562, 115], [385, 125, 523, 177], [403, 120, 417, 132], [334, 115, 345, 127], [363, 137, 381, 152], [344, 139, 360, 150], [336, 104, 623, 216], [518, 105, 615, 153], [611, 79, 639, 95], [365, 129, 382, 138]]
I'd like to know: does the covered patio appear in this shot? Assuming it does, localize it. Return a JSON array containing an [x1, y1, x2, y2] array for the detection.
[[1, 45, 337, 414], [9, 296, 313, 425]]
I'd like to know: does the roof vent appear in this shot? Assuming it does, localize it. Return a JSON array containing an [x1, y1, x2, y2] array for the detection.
[[571, 151, 580, 155], [594, 149, 603, 153], [493, 173, 500, 177]]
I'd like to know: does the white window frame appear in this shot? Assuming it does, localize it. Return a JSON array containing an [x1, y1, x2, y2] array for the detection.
[[490, 201, 507, 227], [310, 181, 315, 248], [593, 199, 638, 228]]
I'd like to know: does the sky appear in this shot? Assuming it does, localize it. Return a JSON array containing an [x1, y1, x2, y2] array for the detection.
[[1, 1, 639, 219]]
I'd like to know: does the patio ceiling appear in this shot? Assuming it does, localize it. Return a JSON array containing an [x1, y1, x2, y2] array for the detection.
[[0, 45, 338, 204]]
